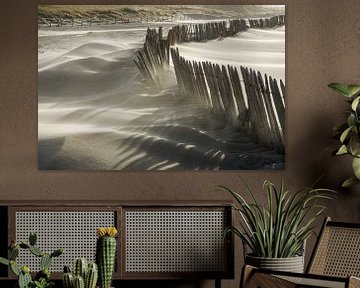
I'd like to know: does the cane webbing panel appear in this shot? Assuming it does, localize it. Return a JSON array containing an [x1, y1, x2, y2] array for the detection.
[[125, 210, 227, 273], [309, 226, 360, 277], [277, 275, 345, 288], [249, 273, 296, 288], [15, 211, 115, 272]]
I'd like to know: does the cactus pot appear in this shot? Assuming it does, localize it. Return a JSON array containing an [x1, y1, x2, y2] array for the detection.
[[245, 254, 304, 273]]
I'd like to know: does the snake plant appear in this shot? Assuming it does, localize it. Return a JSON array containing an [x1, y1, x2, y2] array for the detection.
[[328, 83, 360, 187], [221, 178, 335, 258]]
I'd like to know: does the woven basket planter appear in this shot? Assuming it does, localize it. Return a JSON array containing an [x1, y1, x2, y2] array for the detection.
[[245, 254, 305, 273]]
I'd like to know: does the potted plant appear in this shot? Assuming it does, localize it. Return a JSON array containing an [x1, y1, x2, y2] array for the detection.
[[0, 232, 63, 288], [220, 179, 334, 273], [328, 83, 360, 187]]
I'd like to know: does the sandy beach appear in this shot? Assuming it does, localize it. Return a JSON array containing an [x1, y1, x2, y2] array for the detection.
[[38, 6, 285, 170]]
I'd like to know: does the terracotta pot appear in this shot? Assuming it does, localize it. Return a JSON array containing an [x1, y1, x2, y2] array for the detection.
[[245, 254, 304, 273]]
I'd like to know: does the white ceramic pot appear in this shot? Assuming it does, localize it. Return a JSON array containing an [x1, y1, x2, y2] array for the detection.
[[245, 254, 305, 273]]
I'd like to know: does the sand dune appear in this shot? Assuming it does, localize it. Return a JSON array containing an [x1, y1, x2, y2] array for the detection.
[[175, 26, 285, 80], [38, 21, 285, 170]]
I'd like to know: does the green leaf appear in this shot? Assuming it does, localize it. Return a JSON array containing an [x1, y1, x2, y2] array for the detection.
[[0, 257, 9, 266], [328, 83, 351, 97], [348, 85, 360, 97], [336, 145, 348, 155], [351, 96, 360, 111], [352, 157, 360, 179], [347, 114, 356, 127], [350, 135, 360, 156], [340, 126, 353, 143], [342, 177, 360, 188]]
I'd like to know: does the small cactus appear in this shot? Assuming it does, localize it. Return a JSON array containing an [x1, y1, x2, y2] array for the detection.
[[74, 275, 85, 288], [96, 227, 118, 288], [85, 263, 98, 288], [18, 269, 32, 288], [74, 258, 88, 279], [35, 268, 50, 281], [63, 272, 74, 288], [63, 259, 98, 288], [63, 265, 72, 273], [41, 253, 52, 270], [21, 265, 30, 274], [0, 232, 63, 288], [19, 243, 29, 249], [51, 248, 64, 258], [29, 246, 44, 257], [10, 260, 20, 276], [9, 247, 19, 260], [29, 232, 37, 246]]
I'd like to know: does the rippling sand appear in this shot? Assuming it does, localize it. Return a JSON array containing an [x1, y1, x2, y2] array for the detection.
[[38, 20, 285, 170]]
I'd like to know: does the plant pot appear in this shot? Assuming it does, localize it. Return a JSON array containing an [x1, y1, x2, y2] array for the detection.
[[245, 254, 304, 273]]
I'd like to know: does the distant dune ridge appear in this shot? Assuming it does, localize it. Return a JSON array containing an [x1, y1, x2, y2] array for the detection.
[[38, 5, 285, 170], [38, 5, 285, 26]]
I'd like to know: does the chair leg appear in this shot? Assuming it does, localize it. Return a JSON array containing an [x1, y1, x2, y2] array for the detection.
[[240, 265, 255, 288], [215, 278, 221, 288]]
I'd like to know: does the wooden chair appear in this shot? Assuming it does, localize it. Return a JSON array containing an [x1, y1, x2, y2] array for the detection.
[[241, 217, 360, 288]]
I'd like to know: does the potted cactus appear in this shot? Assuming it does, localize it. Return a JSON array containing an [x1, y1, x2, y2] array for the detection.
[[62, 258, 98, 288], [96, 227, 118, 288], [0, 232, 63, 288]]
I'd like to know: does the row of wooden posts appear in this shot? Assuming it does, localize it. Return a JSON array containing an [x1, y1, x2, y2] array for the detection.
[[134, 27, 171, 90], [171, 48, 285, 152], [134, 15, 285, 152], [248, 15, 285, 28], [135, 15, 285, 88], [167, 19, 247, 45]]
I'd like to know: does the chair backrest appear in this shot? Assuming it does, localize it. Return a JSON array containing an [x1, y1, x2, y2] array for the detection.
[[307, 217, 360, 277]]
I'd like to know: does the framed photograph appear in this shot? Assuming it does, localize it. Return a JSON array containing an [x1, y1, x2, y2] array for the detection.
[[38, 5, 285, 170]]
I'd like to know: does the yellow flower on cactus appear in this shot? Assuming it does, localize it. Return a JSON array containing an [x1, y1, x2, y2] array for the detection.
[[97, 227, 118, 238], [97, 227, 107, 237], [21, 265, 30, 273]]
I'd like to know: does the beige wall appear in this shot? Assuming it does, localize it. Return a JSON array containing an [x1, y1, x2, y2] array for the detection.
[[0, 0, 360, 287]]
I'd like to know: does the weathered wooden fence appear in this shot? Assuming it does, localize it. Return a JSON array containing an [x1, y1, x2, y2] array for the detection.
[[135, 15, 285, 87], [134, 27, 170, 89], [134, 15, 285, 151], [171, 48, 285, 152], [167, 19, 247, 45], [248, 15, 285, 28]]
